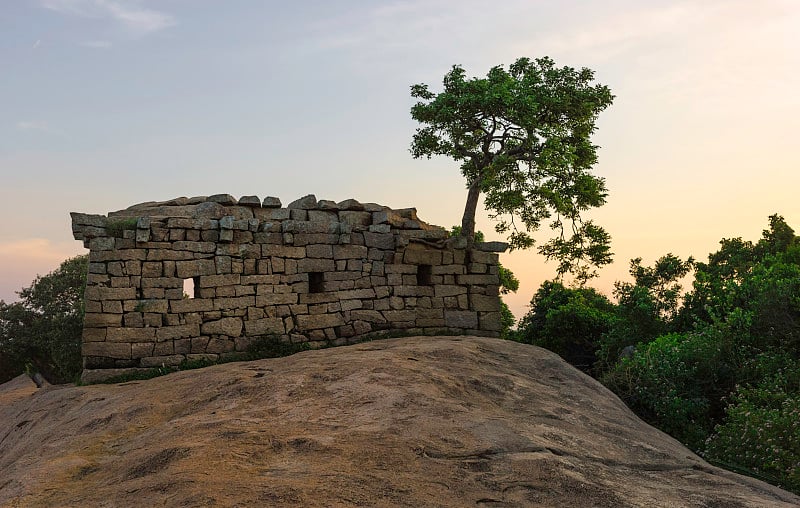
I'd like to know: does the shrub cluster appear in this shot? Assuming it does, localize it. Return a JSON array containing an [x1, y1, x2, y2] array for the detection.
[[517, 215, 800, 494]]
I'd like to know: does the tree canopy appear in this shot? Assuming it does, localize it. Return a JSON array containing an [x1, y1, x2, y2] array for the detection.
[[519, 215, 800, 493], [410, 56, 614, 282], [0, 255, 87, 384], [602, 216, 799, 492], [516, 280, 615, 374]]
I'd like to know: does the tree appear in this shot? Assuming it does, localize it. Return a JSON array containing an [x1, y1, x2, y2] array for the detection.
[[597, 254, 694, 369], [680, 214, 798, 330], [517, 280, 615, 374], [410, 56, 615, 282], [599, 216, 800, 493], [0, 255, 87, 383], [619, 254, 695, 321]]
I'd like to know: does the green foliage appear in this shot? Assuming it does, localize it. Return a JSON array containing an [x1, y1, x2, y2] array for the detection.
[[594, 215, 800, 493], [499, 301, 517, 340], [496, 266, 520, 340], [704, 358, 800, 493], [622, 254, 695, 319], [412, 57, 614, 281], [602, 326, 740, 450], [517, 281, 614, 374], [449, 225, 484, 243], [680, 214, 798, 329], [106, 217, 139, 238], [0, 255, 87, 384], [758, 213, 797, 256], [0, 302, 31, 384], [0, 350, 18, 384], [597, 254, 694, 370], [738, 256, 800, 353], [498, 265, 519, 295]]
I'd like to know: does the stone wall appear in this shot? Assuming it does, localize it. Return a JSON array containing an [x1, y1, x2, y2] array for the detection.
[[72, 194, 507, 382]]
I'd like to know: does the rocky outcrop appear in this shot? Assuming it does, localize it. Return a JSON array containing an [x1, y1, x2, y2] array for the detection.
[[1, 337, 797, 507]]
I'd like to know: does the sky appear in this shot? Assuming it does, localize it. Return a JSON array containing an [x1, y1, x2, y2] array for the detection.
[[1, 0, 799, 320]]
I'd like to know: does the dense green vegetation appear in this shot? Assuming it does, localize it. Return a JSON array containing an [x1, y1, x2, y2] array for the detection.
[[0, 255, 88, 384], [516, 215, 800, 493], [517, 280, 615, 374]]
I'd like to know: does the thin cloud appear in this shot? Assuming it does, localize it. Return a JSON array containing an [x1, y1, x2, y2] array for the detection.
[[308, 0, 455, 52], [80, 40, 113, 48], [41, 0, 175, 34], [503, 0, 800, 110], [100, 0, 174, 33], [32, 39, 42, 49], [16, 120, 69, 138], [512, 0, 794, 64], [511, 2, 705, 62], [16, 121, 50, 132]]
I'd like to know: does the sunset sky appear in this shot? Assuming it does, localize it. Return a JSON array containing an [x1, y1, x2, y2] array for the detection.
[[2, 0, 798, 319]]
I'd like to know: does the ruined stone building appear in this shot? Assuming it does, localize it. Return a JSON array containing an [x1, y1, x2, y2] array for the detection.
[[71, 194, 507, 382]]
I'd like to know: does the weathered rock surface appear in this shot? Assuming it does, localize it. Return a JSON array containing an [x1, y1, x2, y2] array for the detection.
[[1, 337, 798, 507]]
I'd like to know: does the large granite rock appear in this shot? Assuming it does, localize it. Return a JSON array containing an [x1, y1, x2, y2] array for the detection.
[[1, 338, 797, 507]]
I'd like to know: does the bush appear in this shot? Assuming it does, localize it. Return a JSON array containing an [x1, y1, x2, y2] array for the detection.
[[601, 324, 742, 451], [517, 281, 614, 374], [704, 360, 800, 494]]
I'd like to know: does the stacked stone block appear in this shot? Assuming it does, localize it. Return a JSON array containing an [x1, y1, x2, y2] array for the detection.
[[72, 194, 507, 382]]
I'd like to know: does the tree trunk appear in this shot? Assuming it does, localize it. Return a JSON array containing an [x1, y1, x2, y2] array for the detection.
[[461, 179, 482, 246]]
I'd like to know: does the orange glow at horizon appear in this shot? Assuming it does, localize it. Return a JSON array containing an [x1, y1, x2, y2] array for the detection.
[[0, 239, 86, 303]]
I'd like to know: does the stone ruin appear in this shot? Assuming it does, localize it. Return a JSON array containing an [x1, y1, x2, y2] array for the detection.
[[71, 194, 507, 382]]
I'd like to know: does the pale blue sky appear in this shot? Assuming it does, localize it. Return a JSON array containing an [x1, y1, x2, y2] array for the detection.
[[2, 0, 799, 318]]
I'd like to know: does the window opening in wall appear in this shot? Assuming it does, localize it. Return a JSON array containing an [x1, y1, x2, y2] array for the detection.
[[417, 264, 433, 286], [309, 272, 325, 293], [183, 277, 198, 299]]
